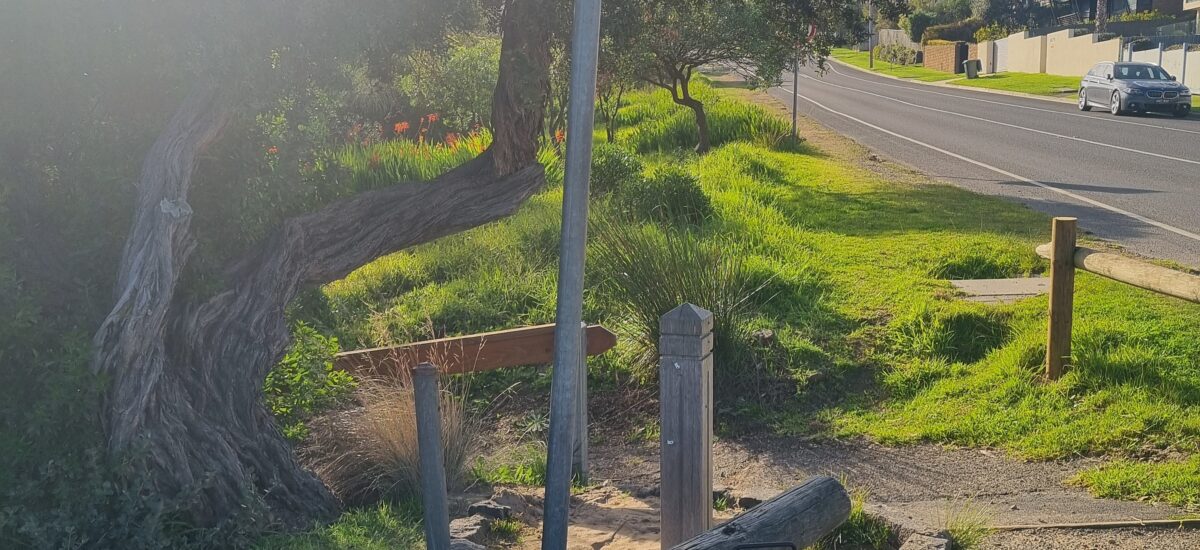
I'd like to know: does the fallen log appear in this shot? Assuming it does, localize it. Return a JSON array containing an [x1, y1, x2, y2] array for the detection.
[[671, 476, 851, 550]]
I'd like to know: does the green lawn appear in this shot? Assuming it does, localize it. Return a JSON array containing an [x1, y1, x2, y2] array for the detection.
[[256, 503, 424, 550], [279, 78, 1200, 549], [831, 48, 959, 82], [950, 71, 1081, 97], [951, 72, 1199, 112]]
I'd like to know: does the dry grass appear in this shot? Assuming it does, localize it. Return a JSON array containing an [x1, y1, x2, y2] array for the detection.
[[303, 366, 481, 505]]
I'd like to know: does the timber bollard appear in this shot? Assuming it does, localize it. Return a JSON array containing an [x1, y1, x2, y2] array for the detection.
[[413, 362, 452, 550], [659, 304, 715, 549], [1045, 217, 1077, 380]]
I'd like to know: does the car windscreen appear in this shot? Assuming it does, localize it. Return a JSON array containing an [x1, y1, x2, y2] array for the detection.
[[1114, 65, 1171, 80]]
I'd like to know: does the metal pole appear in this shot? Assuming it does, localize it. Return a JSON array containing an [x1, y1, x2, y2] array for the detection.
[[542, 0, 602, 546], [1158, 43, 1164, 67], [791, 53, 799, 139], [572, 321, 589, 483], [867, 0, 874, 68], [413, 363, 451, 550]]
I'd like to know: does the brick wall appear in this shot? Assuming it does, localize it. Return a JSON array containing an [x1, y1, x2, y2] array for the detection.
[[923, 42, 963, 73]]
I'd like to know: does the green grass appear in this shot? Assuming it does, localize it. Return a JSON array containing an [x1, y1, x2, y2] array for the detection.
[[950, 72, 1081, 97], [471, 443, 550, 486], [945, 501, 990, 549], [831, 49, 960, 82], [809, 486, 893, 549], [256, 502, 423, 549], [1075, 456, 1200, 508], [490, 518, 523, 540], [301, 78, 1200, 521]]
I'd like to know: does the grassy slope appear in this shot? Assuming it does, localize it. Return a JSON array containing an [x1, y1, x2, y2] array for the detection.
[[831, 49, 959, 82], [950, 72, 1081, 97], [281, 79, 1200, 550]]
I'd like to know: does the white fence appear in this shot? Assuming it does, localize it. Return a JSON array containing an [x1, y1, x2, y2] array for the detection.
[[1131, 45, 1200, 89], [980, 29, 1199, 88]]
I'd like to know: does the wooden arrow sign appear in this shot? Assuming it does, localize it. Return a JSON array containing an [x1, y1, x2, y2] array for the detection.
[[334, 323, 617, 378]]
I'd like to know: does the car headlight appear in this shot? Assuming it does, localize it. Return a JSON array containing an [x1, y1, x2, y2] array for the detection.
[[1126, 88, 1145, 95], [1183, 88, 1192, 97]]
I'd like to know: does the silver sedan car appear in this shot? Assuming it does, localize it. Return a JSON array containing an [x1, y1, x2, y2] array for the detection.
[[1079, 62, 1192, 117]]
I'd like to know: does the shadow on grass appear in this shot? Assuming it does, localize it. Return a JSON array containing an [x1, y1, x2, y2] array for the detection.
[[773, 175, 1044, 239]]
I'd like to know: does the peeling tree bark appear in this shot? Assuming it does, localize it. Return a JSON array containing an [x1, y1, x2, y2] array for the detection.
[[92, 0, 551, 528]]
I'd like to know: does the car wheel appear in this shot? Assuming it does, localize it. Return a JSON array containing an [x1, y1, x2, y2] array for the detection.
[[1110, 91, 1124, 116], [1079, 89, 1091, 111], [1174, 104, 1192, 118]]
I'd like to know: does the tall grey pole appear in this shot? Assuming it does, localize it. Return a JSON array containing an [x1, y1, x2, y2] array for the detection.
[[542, 0, 602, 547], [413, 363, 451, 550], [791, 54, 799, 139], [867, 0, 874, 68]]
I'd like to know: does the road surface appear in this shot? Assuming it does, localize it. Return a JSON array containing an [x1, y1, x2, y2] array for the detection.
[[771, 62, 1200, 267]]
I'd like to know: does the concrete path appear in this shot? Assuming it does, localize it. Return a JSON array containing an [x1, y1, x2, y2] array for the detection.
[[591, 437, 1200, 549], [950, 277, 1049, 303]]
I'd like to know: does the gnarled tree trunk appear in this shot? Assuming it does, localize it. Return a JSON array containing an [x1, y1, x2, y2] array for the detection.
[[92, 0, 552, 529]]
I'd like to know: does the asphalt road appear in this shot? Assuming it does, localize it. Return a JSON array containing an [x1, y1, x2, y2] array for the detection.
[[770, 62, 1200, 267]]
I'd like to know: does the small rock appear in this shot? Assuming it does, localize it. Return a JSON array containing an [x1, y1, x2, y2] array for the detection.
[[634, 485, 659, 499], [467, 499, 512, 520], [491, 488, 532, 519], [450, 539, 485, 550], [868, 154, 881, 162], [751, 329, 776, 345], [1009, 504, 1019, 510], [449, 515, 491, 543], [899, 533, 952, 550]]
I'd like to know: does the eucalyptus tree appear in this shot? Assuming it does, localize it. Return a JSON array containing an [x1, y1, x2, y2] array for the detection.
[[1, 0, 555, 530]]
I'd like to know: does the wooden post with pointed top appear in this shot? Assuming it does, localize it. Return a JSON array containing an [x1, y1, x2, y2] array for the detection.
[[659, 304, 714, 549], [1046, 217, 1077, 380]]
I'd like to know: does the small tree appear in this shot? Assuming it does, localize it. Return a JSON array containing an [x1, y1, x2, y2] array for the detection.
[[596, 37, 638, 143], [604, 0, 867, 153]]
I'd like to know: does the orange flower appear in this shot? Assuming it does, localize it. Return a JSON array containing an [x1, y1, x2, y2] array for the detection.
[[427, 113, 439, 123], [394, 121, 410, 134], [267, 145, 279, 155], [368, 151, 381, 168], [445, 132, 459, 147], [554, 128, 565, 144]]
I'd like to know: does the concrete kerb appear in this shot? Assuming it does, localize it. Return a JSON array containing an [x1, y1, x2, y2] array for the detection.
[[831, 57, 1200, 119]]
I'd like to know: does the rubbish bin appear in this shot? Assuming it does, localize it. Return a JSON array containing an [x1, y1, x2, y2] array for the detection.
[[963, 59, 982, 79]]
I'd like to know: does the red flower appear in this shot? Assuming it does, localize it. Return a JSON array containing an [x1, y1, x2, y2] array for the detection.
[[445, 132, 459, 147], [266, 146, 279, 155], [427, 113, 439, 123], [554, 128, 566, 144], [394, 121, 410, 134]]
